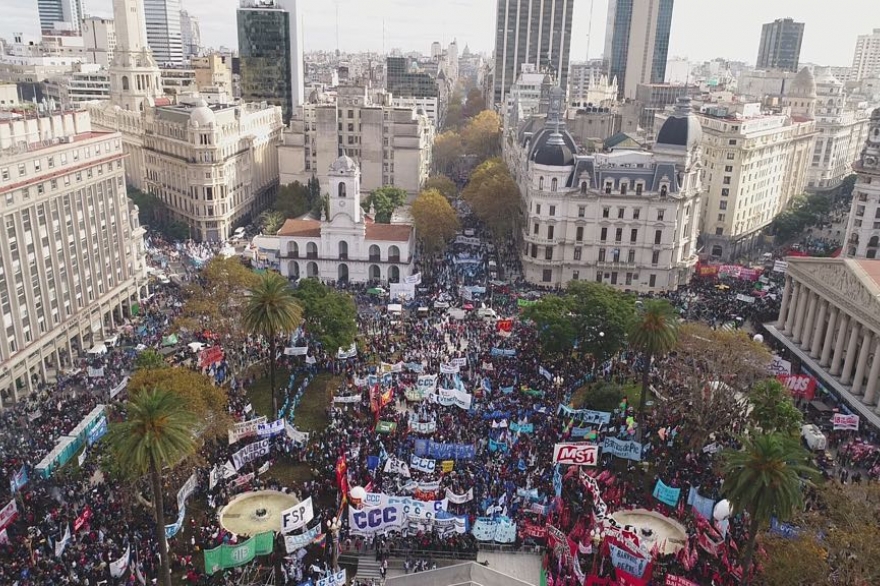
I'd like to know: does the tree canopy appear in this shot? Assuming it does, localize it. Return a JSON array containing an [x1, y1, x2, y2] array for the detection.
[[127, 187, 189, 241], [461, 157, 521, 239], [411, 188, 460, 256], [523, 281, 635, 360], [361, 186, 408, 223], [293, 278, 358, 353], [460, 110, 501, 160], [433, 131, 466, 176], [748, 378, 803, 435], [274, 181, 312, 219], [462, 88, 487, 119], [175, 256, 260, 339], [424, 175, 458, 200], [259, 210, 286, 235]]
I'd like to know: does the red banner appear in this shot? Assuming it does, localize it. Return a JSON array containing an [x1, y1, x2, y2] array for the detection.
[[198, 346, 224, 369], [496, 319, 514, 332], [776, 374, 817, 401], [697, 264, 719, 277], [586, 578, 617, 586], [335, 455, 348, 497], [521, 523, 547, 539], [666, 575, 699, 586], [74, 505, 92, 532]]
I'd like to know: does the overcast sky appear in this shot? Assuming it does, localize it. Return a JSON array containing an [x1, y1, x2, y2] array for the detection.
[[2, 0, 873, 66]]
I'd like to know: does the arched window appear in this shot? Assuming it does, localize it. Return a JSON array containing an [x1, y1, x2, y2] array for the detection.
[[870, 235, 880, 248], [338, 240, 348, 259], [369, 244, 381, 261], [338, 182, 346, 198], [539, 177, 544, 190], [121, 75, 129, 90], [580, 181, 587, 194], [389, 245, 400, 262], [660, 185, 668, 197], [389, 266, 400, 283], [551, 178, 558, 192], [306, 242, 318, 258]]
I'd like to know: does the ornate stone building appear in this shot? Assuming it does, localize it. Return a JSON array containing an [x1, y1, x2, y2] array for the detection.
[[769, 258, 880, 425], [843, 108, 880, 258]]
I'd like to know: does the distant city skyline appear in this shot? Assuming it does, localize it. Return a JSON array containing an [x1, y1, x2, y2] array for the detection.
[[2, 0, 876, 68]]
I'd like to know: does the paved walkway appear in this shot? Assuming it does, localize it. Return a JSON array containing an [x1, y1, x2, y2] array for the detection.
[[474, 551, 542, 586]]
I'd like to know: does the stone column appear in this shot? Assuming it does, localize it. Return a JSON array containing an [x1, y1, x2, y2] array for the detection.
[[800, 293, 819, 349], [852, 330, 874, 395], [810, 300, 828, 358], [784, 282, 801, 334], [863, 341, 880, 405], [831, 314, 850, 376], [820, 307, 839, 366], [792, 287, 810, 343], [776, 275, 793, 329], [841, 322, 862, 385]]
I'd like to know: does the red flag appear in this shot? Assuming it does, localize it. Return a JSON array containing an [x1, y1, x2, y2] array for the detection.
[[496, 319, 514, 332]]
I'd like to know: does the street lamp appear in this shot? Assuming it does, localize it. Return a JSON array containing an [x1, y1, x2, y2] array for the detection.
[[326, 516, 343, 571]]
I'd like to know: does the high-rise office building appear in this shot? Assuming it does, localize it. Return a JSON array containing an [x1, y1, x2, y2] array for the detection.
[[851, 29, 880, 82], [756, 18, 804, 72], [144, 0, 185, 65], [0, 109, 147, 403], [37, 0, 84, 33], [492, 0, 575, 108], [180, 9, 202, 58], [237, 0, 304, 123], [82, 16, 117, 68], [605, 0, 675, 100]]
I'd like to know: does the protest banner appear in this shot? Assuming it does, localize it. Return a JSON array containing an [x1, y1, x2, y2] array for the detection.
[[471, 516, 517, 543], [284, 525, 322, 553], [610, 544, 649, 578], [553, 443, 599, 466], [0, 499, 18, 531], [204, 532, 274, 575], [603, 437, 643, 461], [317, 569, 347, 586], [284, 421, 310, 445], [231, 439, 270, 470], [441, 460, 455, 473], [376, 421, 397, 434], [384, 457, 411, 477], [445, 488, 474, 504], [109, 544, 131, 578], [413, 439, 475, 460], [772, 260, 788, 273], [256, 419, 285, 438], [228, 416, 267, 445], [832, 413, 859, 431], [653, 479, 681, 507], [768, 355, 792, 376], [284, 346, 309, 356], [557, 404, 612, 425], [408, 416, 437, 434], [281, 497, 314, 533], [336, 343, 357, 360], [776, 374, 817, 401], [410, 454, 436, 473], [9, 465, 28, 494]]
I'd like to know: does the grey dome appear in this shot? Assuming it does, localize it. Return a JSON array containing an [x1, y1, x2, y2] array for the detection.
[[656, 97, 702, 150], [789, 67, 816, 98], [533, 132, 574, 166], [329, 154, 358, 174]]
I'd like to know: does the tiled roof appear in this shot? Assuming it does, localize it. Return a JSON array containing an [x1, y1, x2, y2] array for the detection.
[[277, 219, 322, 238], [366, 223, 413, 242]]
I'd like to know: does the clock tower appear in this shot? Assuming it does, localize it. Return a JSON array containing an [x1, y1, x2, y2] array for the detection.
[[844, 108, 880, 259], [327, 153, 362, 224]]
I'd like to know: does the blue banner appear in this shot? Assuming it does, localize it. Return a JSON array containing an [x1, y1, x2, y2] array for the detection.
[[490, 348, 517, 357], [553, 464, 563, 497], [653, 479, 681, 507], [405, 362, 425, 373], [488, 438, 508, 452], [87, 416, 108, 446], [10, 464, 28, 494], [557, 404, 611, 425], [510, 422, 534, 434], [687, 486, 715, 520], [500, 386, 515, 394], [472, 516, 516, 543], [413, 439, 476, 460], [481, 377, 492, 392], [770, 517, 800, 539], [602, 437, 642, 461], [609, 544, 649, 578]]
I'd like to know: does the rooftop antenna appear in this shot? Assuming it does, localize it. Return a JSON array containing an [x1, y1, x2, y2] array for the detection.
[[585, 0, 594, 60]]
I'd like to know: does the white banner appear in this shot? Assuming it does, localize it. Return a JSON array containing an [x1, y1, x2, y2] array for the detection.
[[404, 273, 422, 285], [768, 355, 792, 376], [228, 416, 268, 445], [284, 346, 309, 356], [384, 457, 411, 477], [440, 363, 460, 374], [177, 473, 198, 511], [284, 525, 322, 553], [209, 465, 220, 490], [109, 377, 129, 399], [433, 387, 472, 410], [408, 416, 437, 434], [417, 374, 438, 394], [455, 235, 481, 246], [333, 394, 361, 404], [109, 544, 131, 577], [772, 260, 788, 273], [337, 343, 357, 359], [832, 413, 859, 431], [317, 569, 346, 586], [231, 472, 254, 488], [451, 357, 468, 367], [88, 366, 105, 378], [410, 454, 436, 473], [445, 487, 474, 504], [281, 497, 314, 533], [284, 421, 310, 445], [55, 525, 71, 557], [735, 293, 756, 304], [257, 419, 285, 438], [231, 439, 271, 470], [389, 283, 416, 301], [418, 480, 441, 492], [257, 461, 271, 475]]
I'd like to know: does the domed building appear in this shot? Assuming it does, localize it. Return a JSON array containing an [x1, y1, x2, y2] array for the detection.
[[506, 87, 702, 292], [276, 155, 415, 284]]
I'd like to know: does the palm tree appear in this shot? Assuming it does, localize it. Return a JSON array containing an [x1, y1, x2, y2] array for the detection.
[[722, 433, 817, 585], [628, 299, 679, 418], [107, 388, 198, 586], [242, 272, 303, 414]]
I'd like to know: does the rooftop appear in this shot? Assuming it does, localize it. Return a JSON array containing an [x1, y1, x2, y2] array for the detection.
[[277, 219, 322, 238]]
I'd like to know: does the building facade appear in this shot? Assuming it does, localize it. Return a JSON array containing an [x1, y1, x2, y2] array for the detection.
[[44, 64, 111, 104], [507, 89, 701, 291], [806, 73, 871, 192], [144, 0, 185, 66], [756, 18, 804, 72], [769, 257, 880, 425], [37, 0, 84, 33], [851, 28, 880, 82], [843, 108, 880, 258], [492, 0, 574, 108], [81, 17, 117, 68], [191, 54, 234, 95], [605, 0, 675, 100], [179, 9, 201, 58], [275, 155, 415, 284], [278, 86, 433, 197], [0, 109, 147, 404], [568, 60, 617, 108]]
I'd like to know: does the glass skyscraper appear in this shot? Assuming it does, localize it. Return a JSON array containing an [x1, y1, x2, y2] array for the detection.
[[492, 0, 575, 108], [757, 18, 805, 73], [605, 0, 675, 100]]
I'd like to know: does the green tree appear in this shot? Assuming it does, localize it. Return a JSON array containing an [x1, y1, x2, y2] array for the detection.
[[722, 433, 816, 585], [293, 279, 357, 353], [106, 388, 198, 586], [576, 382, 625, 412], [242, 272, 304, 413], [628, 300, 679, 418], [307, 177, 321, 208], [748, 379, 803, 435], [361, 186, 408, 223], [259, 210, 285, 235], [424, 175, 458, 200], [461, 157, 521, 239], [522, 295, 577, 354], [135, 348, 166, 370], [274, 182, 311, 218], [411, 188, 460, 256]]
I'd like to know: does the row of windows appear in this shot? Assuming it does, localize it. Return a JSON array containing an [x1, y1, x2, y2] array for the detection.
[[537, 268, 660, 289], [1, 139, 121, 184]]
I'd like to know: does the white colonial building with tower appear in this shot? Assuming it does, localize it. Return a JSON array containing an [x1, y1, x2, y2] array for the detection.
[[276, 155, 416, 284], [505, 88, 703, 292]]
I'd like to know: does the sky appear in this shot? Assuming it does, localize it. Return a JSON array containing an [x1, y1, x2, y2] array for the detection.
[[1, 0, 874, 67]]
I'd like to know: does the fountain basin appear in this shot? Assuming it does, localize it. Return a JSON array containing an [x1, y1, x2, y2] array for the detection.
[[219, 490, 300, 536], [610, 508, 688, 555]]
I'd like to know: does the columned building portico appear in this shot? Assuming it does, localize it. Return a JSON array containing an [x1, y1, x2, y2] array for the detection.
[[769, 258, 880, 424]]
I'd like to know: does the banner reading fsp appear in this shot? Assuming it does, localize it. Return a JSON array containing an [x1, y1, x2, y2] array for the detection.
[[281, 497, 314, 533]]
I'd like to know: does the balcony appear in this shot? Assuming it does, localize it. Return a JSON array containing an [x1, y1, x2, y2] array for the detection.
[[306, 252, 318, 259], [597, 260, 637, 269], [368, 254, 380, 262], [339, 253, 348, 260], [388, 255, 400, 263], [281, 250, 299, 259]]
